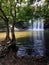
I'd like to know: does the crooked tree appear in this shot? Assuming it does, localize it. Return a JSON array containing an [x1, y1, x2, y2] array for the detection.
[[0, 0, 16, 43], [0, 0, 35, 44], [0, 0, 10, 41]]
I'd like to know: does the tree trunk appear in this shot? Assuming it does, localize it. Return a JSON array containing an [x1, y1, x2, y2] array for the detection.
[[11, 21, 16, 44], [0, 8, 10, 41], [10, 2, 16, 44], [5, 20, 10, 41]]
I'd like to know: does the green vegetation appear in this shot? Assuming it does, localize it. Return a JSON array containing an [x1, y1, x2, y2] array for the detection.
[[16, 5, 35, 22], [0, 0, 49, 42], [0, 0, 49, 60], [42, 0, 49, 22]]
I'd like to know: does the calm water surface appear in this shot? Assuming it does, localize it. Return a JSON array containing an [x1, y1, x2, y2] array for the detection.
[[16, 30, 49, 58]]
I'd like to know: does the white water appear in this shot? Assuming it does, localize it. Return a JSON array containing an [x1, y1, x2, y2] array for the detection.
[[28, 18, 44, 31], [33, 18, 44, 31]]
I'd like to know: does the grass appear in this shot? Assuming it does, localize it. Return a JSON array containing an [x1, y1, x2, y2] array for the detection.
[[0, 31, 32, 42]]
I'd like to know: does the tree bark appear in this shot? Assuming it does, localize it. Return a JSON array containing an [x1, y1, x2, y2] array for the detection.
[[11, 2, 16, 44], [0, 16, 10, 41], [11, 22, 16, 42], [5, 20, 10, 41]]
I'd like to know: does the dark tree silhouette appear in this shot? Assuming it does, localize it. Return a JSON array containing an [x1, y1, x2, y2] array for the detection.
[[0, 8, 10, 41]]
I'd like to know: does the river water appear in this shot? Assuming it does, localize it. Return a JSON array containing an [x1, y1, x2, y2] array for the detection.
[[16, 30, 49, 58]]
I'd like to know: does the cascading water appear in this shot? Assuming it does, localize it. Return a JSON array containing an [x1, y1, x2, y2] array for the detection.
[[33, 18, 44, 31], [28, 18, 44, 31]]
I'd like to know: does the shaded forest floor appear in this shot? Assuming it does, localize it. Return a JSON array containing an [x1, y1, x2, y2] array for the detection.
[[0, 48, 49, 65], [0, 35, 49, 65]]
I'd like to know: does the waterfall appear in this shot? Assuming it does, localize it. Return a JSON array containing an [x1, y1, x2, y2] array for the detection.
[[33, 18, 44, 31], [28, 18, 44, 31]]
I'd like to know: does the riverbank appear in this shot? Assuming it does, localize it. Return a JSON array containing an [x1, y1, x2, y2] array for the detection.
[[0, 49, 48, 65], [0, 31, 32, 42], [0, 30, 49, 65]]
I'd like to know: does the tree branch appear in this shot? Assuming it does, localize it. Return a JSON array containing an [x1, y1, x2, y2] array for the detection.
[[0, 15, 5, 21], [0, 8, 8, 21]]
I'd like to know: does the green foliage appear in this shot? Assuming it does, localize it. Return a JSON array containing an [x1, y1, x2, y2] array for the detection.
[[34, 6, 42, 19], [41, 0, 49, 22], [33, 0, 49, 22], [0, 0, 10, 17], [0, 0, 49, 25], [0, 19, 5, 27], [0, 0, 16, 23], [16, 5, 35, 21]]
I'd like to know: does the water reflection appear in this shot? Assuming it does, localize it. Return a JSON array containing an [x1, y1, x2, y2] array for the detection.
[[17, 47, 27, 57], [17, 31, 45, 57], [32, 31, 45, 56]]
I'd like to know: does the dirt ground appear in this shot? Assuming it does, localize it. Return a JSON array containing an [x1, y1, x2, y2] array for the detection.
[[0, 50, 49, 65]]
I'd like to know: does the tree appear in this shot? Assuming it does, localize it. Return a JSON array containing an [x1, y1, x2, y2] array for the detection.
[[9, 0, 16, 43], [34, 6, 43, 19], [41, 0, 49, 23], [0, 0, 35, 44], [0, 0, 17, 43], [0, 0, 10, 41], [16, 5, 35, 22]]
